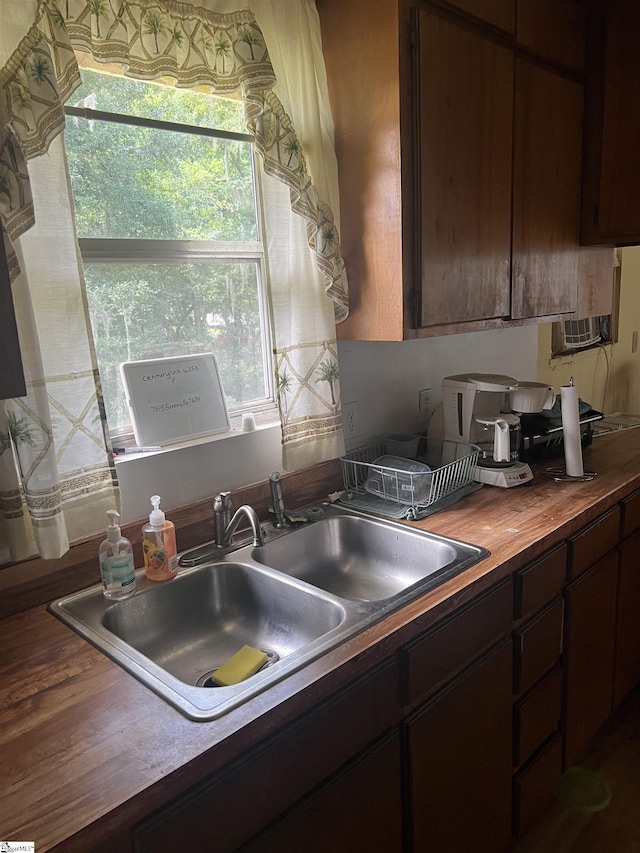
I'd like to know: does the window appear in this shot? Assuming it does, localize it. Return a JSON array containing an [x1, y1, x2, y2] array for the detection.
[[64, 66, 274, 437]]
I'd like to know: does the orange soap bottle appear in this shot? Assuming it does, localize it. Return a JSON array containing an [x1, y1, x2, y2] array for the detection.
[[141, 494, 178, 582]]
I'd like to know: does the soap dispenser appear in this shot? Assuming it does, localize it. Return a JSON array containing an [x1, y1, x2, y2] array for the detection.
[[99, 510, 136, 599], [141, 494, 178, 582]]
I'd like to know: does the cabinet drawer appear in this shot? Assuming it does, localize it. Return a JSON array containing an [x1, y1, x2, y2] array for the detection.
[[513, 733, 563, 838], [134, 660, 399, 853], [622, 489, 640, 539], [402, 580, 512, 705], [568, 507, 621, 580], [514, 667, 562, 767], [514, 544, 567, 620], [514, 598, 563, 695]]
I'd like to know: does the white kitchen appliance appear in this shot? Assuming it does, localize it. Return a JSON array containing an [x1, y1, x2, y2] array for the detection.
[[441, 373, 543, 488]]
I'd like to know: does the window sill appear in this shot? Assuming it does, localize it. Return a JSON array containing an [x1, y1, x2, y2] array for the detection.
[[550, 342, 613, 365], [113, 416, 281, 462]]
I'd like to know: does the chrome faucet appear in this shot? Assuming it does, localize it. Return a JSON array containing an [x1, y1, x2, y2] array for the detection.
[[214, 492, 264, 547], [269, 471, 290, 529]]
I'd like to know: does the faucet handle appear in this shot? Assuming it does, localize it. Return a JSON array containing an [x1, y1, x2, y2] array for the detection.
[[213, 491, 232, 546], [269, 471, 290, 529], [214, 491, 232, 511]]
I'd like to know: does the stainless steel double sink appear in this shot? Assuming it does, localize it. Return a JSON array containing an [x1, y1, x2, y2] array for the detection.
[[50, 504, 489, 720]]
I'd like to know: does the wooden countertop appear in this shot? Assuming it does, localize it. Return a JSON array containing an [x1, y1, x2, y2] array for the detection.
[[2, 428, 640, 851]]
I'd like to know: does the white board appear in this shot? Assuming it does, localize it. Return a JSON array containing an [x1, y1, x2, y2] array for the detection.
[[120, 354, 230, 446]]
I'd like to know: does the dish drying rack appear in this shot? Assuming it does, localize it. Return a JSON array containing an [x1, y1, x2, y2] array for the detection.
[[339, 439, 481, 520]]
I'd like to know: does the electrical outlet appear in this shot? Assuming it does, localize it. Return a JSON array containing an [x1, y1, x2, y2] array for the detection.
[[344, 401, 359, 437], [418, 388, 432, 423]]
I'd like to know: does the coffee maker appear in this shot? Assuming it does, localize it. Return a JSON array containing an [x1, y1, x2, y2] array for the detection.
[[441, 373, 541, 488]]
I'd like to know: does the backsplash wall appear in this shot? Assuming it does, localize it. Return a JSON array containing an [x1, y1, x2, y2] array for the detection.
[[338, 325, 539, 450]]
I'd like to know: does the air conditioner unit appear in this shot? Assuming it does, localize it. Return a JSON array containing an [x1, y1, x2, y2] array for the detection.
[[561, 317, 602, 349]]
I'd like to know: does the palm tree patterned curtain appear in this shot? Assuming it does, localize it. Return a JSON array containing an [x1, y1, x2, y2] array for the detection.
[[0, 0, 347, 560]]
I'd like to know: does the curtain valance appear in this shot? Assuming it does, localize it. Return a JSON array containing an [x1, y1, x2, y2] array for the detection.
[[1, 0, 348, 319]]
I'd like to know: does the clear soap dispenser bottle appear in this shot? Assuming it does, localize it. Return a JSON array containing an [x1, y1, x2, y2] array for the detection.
[[141, 494, 178, 582], [99, 510, 136, 599]]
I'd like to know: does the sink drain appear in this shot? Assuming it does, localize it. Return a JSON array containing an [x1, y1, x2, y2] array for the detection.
[[196, 649, 280, 688]]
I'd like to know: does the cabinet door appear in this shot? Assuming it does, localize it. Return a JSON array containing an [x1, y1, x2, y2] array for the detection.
[[581, 0, 640, 245], [614, 530, 640, 707], [563, 551, 618, 767], [575, 245, 615, 319], [512, 59, 582, 319], [407, 640, 513, 853], [403, 579, 512, 704], [416, 8, 513, 327], [621, 489, 640, 539], [241, 731, 403, 853], [134, 661, 398, 853]]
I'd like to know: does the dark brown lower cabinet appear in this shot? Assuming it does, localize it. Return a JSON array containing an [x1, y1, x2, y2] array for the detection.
[[563, 550, 618, 766], [241, 731, 403, 853], [133, 660, 399, 853], [406, 639, 513, 853], [615, 529, 640, 707], [109, 509, 640, 852]]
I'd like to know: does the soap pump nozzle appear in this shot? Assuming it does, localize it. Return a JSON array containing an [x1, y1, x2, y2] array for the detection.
[[106, 509, 122, 544], [149, 494, 165, 527]]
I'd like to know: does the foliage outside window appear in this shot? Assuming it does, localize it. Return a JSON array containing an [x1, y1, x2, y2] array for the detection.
[[65, 67, 274, 436]]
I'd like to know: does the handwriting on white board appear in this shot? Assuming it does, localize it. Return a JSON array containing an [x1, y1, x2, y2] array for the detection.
[[120, 354, 229, 446], [150, 396, 201, 414], [142, 364, 201, 382]]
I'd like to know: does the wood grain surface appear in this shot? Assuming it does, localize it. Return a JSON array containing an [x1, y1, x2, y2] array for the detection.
[[2, 428, 640, 850]]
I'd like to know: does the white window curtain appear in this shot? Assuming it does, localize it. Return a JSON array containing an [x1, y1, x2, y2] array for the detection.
[[0, 0, 348, 563]]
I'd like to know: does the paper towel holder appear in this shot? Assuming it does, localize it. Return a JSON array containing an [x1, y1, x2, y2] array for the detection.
[[545, 378, 597, 481], [544, 467, 597, 482]]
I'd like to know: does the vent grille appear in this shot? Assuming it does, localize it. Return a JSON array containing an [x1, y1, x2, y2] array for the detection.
[[560, 317, 602, 350]]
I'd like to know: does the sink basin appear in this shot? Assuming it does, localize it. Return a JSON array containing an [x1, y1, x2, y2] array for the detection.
[[50, 561, 351, 720], [101, 562, 345, 686], [252, 512, 483, 602], [50, 504, 489, 720]]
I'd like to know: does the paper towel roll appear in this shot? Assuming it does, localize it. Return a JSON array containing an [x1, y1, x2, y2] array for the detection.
[[561, 383, 584, 477]]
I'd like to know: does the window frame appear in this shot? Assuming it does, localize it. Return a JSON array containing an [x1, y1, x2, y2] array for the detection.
[[64, 97, 278, 444]]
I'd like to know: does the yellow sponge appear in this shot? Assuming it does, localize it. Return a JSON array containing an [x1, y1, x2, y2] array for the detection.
[[211, 645, 268, 686]]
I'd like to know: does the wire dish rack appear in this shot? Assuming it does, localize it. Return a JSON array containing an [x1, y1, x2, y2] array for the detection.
[[339, 439, 481, 520]]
